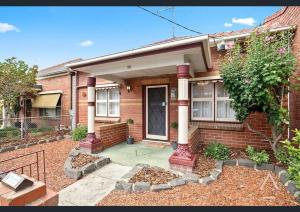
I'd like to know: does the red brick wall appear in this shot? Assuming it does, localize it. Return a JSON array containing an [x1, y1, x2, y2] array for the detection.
[[188, 126, 202, 153], [263, 6, 300, 135], [95, 122, 127, 149], [37, 74, 71, 116]]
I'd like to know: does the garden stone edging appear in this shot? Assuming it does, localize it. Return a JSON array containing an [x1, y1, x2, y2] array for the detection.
[[115, 160, 300, 203], [64, 147, 111, 180], [0, 134, 67, 153]]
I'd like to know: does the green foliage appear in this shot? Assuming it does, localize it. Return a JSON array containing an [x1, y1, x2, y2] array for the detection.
[[274, 145, 289, 165], [28, 126, 54, 134], [282, 129, 300, 188], [72, 125, 88, 141], [0, 127, 20, 138], [0, 57, 38, 115], [204, 142, 230, 160], [246, 146, 270, 165], [126, 118, 134, 125], [170, 122, 178, 129], [220, 31, 296, 152]]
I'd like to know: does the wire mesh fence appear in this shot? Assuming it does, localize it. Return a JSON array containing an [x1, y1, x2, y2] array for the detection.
[[0, 115, 72, 142]]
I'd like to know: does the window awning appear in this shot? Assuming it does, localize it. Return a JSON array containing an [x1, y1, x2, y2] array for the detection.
[[32, 93, 61, 108]]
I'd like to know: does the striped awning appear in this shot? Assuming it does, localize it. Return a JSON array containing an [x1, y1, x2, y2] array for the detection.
[[32, 93, 61, 108]]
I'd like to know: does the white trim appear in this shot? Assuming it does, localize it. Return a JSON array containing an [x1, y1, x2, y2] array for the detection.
[[146, 85, 168, 141], [191, 83, 214, 121], [38, 90, 63, 95], [37, 73, 68, 80], [189, 75, 222, 82], [95, 83, 119, 88], [65, 35, 209, 68]]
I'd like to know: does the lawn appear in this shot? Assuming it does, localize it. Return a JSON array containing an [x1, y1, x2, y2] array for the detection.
[[98, 165, 299, 206]]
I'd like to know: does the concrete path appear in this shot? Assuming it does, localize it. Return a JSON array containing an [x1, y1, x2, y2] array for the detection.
[[58, 163, 132, 206]]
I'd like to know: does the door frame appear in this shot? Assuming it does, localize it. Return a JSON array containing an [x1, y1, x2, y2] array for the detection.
[[145, 85, 169, 140]]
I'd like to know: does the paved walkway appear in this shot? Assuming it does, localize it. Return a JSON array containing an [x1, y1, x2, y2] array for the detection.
[[99, 141, 173, 169], [58, 163, 132, 206]]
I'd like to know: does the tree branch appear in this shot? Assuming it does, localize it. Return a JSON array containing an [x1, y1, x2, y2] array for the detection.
[[246, 121, 273, 146]]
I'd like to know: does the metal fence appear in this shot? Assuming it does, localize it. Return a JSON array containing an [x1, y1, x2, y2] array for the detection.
[[0, 115, 71, 141]]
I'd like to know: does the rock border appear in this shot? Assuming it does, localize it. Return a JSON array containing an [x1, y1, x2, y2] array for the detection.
[[64, 147, 110, 180], [0, 134, 71, 153], [115, 160, 300, 203]]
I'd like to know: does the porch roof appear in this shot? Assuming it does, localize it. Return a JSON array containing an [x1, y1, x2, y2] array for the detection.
[[65, 35, 211, 83]]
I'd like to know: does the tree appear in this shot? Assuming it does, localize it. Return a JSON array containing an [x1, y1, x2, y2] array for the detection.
[[0, 57, 38, 126], [220, 31, 296, 153]]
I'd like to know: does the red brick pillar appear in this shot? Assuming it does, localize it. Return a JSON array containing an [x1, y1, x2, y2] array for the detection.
[[169, 64, 196, 172], [79, 77, 102, 153]]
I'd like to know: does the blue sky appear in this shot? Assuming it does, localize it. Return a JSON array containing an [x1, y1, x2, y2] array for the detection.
[[0, 6, 281, 69]]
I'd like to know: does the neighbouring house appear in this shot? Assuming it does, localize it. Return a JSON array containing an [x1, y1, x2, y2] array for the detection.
[[29, 7, 300, 170]]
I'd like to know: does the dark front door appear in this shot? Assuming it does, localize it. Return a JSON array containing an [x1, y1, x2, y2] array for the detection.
[[146, 86, 168, 140]]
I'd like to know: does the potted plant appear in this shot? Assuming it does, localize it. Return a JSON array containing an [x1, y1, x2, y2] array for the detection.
[[126, 118, 134, 144], [170, 121, 178, 150]]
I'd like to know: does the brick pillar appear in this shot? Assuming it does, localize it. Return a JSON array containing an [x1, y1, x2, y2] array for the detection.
[[79, 77, 102, 153], [169, 64, 196, 172]]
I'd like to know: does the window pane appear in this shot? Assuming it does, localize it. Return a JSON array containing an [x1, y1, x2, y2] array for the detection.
[[109, 102, 119, 116], [192, 101, 212, 118], [96, 90, 107, 101], [97, 102, 107, 116], [193, 83, 213, 98], [109, 88, 119, 100], [216, 82, 229, 97], [217, 100, 236, 119]]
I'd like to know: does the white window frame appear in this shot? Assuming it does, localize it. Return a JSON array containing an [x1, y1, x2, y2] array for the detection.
[[191, 81, 237, 122], [96, 88, 120, 117], [191, 83, 214, 121], [215, 83, 237, 122]]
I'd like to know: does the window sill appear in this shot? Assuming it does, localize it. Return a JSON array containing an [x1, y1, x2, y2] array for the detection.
[[190, 121, 244, 131], [95, 116, 120, 123]]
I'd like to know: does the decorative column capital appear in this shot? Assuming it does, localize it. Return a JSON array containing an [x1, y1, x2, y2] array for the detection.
[[87, 77, 96, 87], [176, 63, 190, 79]]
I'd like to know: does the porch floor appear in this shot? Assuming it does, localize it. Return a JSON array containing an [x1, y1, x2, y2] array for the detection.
[[99, 141, 173, 169]]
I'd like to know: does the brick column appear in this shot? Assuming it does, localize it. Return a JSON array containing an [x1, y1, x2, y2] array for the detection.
[[79, 77, 102, 153], [169, 64, 196, 172]]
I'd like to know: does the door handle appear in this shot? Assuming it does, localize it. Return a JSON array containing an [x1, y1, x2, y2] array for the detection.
[[162, 102, 167, 106]]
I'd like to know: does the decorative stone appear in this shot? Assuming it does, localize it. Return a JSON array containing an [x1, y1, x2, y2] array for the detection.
[[210, 169, 221, 180], [274, 165, 285, 175], [223, 160, 237, 166], [115, 181, 132, 193], [133, 182, 151, 193], [199, 176, 214, 185], [82, 163, 96, 176], [182, 172, 199, 183], [286, 181, 298, 195], [38, 140, 46, 144], [64, 158, 82, 180], [215, 161, 223, 172], [294, 191, 300, 203], [279, 170, 289, 184], [17, 144, 27, 149], [255, 163, 275, 171], [150, 184, 171, 192], [0, 146, 15, 153], [47, 138, 56, 143], [136, 163, 150, 168], [27, 143, 36, 147], [69, 150, 80, 157], [168, 178, 186, 187], [237, 159, 255, 168]]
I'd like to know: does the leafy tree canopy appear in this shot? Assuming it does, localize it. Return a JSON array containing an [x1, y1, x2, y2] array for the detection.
[[220, 31, 296, 152]]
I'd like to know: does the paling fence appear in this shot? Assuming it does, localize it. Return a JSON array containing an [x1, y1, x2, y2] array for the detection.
[[0, 115, 71, 141]]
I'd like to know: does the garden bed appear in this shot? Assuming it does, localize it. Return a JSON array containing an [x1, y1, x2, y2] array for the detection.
[[71, 153, 100, 168], [129, 167, 179, 185]]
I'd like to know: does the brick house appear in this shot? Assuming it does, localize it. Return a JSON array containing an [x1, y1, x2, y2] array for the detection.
[[31, 7, 300, 170]]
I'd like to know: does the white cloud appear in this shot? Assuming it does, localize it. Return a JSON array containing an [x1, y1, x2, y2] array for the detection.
[[0, 22, 20, 33], [78, 40, 94, 47], [224, 22, 233, 27], [232, 17, 256, 26]]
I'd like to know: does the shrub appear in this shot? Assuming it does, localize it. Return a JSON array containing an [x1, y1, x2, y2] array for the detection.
[[0, 127, 20, 138], [72, 125, 88, 141], [246, 146, 269, 165], [282, 129, 300, 189], [204, 142, 230, 160], [275, 145, 289, 165]]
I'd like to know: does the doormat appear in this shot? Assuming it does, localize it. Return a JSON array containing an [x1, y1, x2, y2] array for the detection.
[[143, 142, 168, 149]]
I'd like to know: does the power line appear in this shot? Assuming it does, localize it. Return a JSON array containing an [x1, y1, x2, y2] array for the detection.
[[138, 6, 208, 36]]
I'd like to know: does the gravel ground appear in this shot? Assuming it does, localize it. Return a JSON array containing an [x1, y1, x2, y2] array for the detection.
[[98, 166, 299, 206], [0, 139, 77, 192], [71, 153, 99, 168]]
